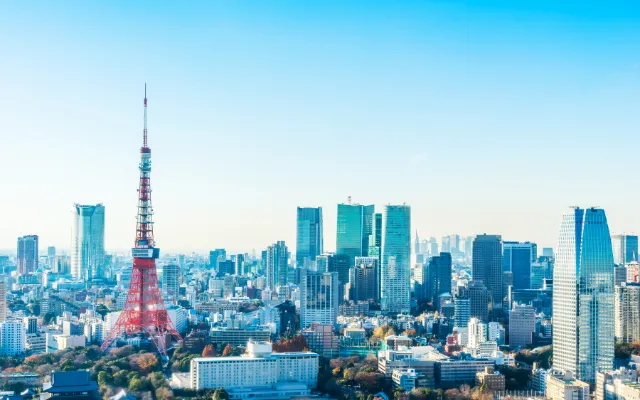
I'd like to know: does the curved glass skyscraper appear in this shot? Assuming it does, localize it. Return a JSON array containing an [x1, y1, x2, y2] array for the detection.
[[553, 207, 614, 384], [71, 204, 105, 281]]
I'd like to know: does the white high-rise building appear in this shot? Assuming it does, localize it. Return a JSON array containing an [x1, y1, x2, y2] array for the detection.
[[0, 321, 25, 356], [467, 317, 487, 350], [300, 269, 338, 328], [162, 264, 180, 303], [0, 282, 6, 323], [381, 204, 411, 314], [71, 204, 105, 280], [614, 282, 640, 343], [553, 207, 614, 384]]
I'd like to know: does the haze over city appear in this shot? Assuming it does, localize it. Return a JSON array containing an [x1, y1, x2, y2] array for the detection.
[[1, 1, 640, 253]]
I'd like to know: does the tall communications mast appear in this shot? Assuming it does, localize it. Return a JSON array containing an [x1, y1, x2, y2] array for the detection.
[[101, 86, 182, 357]]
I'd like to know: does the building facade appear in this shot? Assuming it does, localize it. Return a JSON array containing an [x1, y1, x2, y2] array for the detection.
[[509, 304, 535, 347], [0, 321, 25, 356], [71, 204, 106, 280], [296, 207, 324, 267], [336, 203, 374, 266], [614, 283, 640, 343], [17, 235, 38, 276], [429, 252, 452, 304], [0, 282, 6, 323], [190, 341, 318, 390], [553, 207, 614, 384], [545, 370, 590, 400], [348, 256, 379, 303], [472, 234, 503, 318], [612, 234, 639, 266], [266, 241, 289, 290], [503, 242, 533, 290], [300, 269, 338, 328], [162, 264, 180, 303], [381, 204, 411, 314]]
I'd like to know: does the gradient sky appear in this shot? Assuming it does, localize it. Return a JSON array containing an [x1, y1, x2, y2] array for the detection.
[[1, 1, 639, 254]]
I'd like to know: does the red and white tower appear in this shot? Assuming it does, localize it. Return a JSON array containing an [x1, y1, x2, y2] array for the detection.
[[101, 86, 182, 357]]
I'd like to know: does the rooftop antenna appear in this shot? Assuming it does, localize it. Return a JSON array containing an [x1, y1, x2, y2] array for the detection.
[[143, 83, 148, 148]]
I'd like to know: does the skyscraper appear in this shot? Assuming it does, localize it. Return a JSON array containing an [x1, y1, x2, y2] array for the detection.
[[381, 204, 411, 314], [429, 252, 453, 305], [329, 254, 351, 302], [614, 282, 640, 343], [71, 203, 106, 280], [611, 234, 639, 265], [17, 235, 38, 275], [472, 234, 503, 318], [348, 256, 379, 303], [0, 282, 6, 323], [336, 203, 374, 266], [47, 246, 56, 269], [503, 242, 533, 290], [464, 280, 491, 322], [162, 264, 180, 303], [209, 249, 226, 271], [296, 207, 324, 267], [509, 304, 535, 347], [266, 241, 289, 290], [553, 207, 614, 384], [300, 269, 338, 328]]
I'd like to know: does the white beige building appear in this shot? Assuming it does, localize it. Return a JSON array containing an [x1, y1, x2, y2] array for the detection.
[[596, 368, 640, 400], [190, 340, 318, 390], [545, 370, 589, 400]]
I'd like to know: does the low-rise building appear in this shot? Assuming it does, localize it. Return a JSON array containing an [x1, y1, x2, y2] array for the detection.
[[385, 335, 412, 350], [545, 370, 589, 400], [190, 340, 318, 391], [392, 369, 420, 391], [209, 326, 270, 347], [226, 382, 313, 400], [531, 368, 549, 393], [55, 335, 85, 350], [41, 371, 99, 400], [596, 368, 640, 400], [475, 367, 505, 392], [435, 357, 495, 388]]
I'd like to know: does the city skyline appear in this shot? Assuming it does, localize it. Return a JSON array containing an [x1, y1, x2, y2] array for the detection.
[[2, 1, 640, 253]]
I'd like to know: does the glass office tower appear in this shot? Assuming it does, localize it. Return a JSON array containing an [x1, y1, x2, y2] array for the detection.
[[336, 203, 374, 267], [71, 204, 105, 280], [296, 207, 324, 267], [381, 204, 411, 314], [553, 207, 614, 384]]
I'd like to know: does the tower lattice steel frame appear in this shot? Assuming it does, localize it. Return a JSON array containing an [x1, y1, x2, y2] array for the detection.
[[101, 86, 182, 356]]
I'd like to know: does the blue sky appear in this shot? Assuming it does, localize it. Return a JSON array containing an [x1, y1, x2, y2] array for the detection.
[[1, 1, 639, 254]]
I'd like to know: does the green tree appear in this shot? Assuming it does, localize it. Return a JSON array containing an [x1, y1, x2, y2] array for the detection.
[[43, 312, 56, 325], [97, 371, 112, 387], [149, 372, 168, 388], [95, 304, 110, 320], [213, 388, 229, 400], [128, 378, 145, 392], [113, 370, 129, 388]]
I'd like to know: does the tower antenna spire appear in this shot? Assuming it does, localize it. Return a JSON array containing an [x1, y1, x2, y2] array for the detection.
[[143, 83, 148, 148], [101, 86, 182, 357]]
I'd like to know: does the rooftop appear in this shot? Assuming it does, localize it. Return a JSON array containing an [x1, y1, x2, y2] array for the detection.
[[43, 371, 99, 394]]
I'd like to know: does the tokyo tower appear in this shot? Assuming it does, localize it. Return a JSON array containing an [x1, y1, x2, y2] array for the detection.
[[101, 86, 182, 357]]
